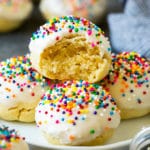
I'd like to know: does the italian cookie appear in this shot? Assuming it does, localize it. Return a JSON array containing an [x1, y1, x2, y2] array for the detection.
[[29, 16, 111, 83], [0, 125, 29, 150], [39, 0, 107, 23], [0, 55, 51, 122], [35, 80, 120, 146], [0, 0, 33, 32], [100, 52, 150, 119]]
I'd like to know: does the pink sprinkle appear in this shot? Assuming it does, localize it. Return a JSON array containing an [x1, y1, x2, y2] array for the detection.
[[87, 30, 92, 35], [56, 120, 59, 124], [90, 87, 95, 91], [33, 83, 37, 86], [45, 111, 48, 115], [91, 42, 96, 47]]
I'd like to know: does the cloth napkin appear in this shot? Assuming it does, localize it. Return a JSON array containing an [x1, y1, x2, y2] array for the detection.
[[108, 0, 150, 58]]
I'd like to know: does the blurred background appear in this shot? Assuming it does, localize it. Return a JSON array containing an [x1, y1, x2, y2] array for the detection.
[[0, 0, 124, 61]]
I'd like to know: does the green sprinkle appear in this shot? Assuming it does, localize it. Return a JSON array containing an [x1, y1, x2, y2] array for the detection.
[[90, 129, 95, 134], [75, 28, 79, 32]]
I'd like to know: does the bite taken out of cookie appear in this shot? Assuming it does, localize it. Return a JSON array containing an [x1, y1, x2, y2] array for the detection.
[[29, 16, 112, 83]]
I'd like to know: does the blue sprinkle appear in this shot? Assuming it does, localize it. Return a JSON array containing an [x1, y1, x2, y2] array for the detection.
[[122, 93, 126, 97], [110, 111, 114, 116], [6, 96, 9, 99]]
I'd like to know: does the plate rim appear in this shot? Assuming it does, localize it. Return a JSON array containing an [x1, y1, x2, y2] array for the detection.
[[28, 138, 131, 150]]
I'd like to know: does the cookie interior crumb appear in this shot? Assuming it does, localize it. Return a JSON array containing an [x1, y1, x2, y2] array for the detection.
[[39, 34, 111, 83]]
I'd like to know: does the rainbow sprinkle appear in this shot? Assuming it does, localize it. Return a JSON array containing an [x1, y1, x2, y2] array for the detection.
[[101, 52, 150, 104], [0, 125, 24, 150], [0, 55, 49, 100], [31, 16, 111, 52], [36, 80, 119, 140]]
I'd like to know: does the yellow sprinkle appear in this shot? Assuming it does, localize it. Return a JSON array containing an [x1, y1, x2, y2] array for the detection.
[[80, 109, 89, 114], [44, 120, 48, 124], [67, 119, 73, 124]]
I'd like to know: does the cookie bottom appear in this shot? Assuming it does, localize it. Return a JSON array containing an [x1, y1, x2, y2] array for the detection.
[[120, 108, 150, 119], [42, 128, 114, 146], [0, 105, 35, 122]]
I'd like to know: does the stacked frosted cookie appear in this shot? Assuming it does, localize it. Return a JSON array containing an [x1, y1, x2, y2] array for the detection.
[[29, 15, 120, 145], [100, 52, 150, 119], [0, 55, 52, 122], [0, 15, 149, 146]]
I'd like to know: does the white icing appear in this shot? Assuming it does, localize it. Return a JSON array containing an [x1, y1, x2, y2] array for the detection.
[[29, 16, 111, 60], [107, 75, 150, 110], [0, 56, 49, 114], [35, 81, 120, 145]]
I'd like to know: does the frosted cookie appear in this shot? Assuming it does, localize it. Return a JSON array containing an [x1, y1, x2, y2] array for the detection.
[[35, 80, 120, 146], [29, 16, 111, 83], [0, 55, 51, 122], [0, 125, 29, 150], [39, 0, 107, 23], [101, 52, 150, 119], [0, 0, 33, 32]]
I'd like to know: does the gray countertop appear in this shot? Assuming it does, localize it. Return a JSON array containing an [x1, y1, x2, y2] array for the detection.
[[0, 4, 45, 61]]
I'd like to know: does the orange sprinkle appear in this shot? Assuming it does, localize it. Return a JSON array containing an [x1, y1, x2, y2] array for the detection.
[[38, 121, 42, 125], [5, 87, 11, 92], [7, 143, 11, 148], [94, 100, 99, 106], [69, 135, 75, 141], [125, 84, 129, 88], [120, 88, 125, 93], [12, 94, 16, 98], [50, 107, 53, 111], [104, 126, 110, 131]]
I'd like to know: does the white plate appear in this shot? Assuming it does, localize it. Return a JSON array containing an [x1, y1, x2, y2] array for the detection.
[[0, 114, 150, 150]]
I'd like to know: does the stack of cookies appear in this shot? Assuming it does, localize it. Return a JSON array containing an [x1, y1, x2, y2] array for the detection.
[[0, 16, 150, 146]]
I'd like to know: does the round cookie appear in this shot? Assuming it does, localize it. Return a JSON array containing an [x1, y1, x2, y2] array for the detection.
[[0, 55, 51, 122], [100, 52, 150, 119], [0, 125, 29, 150], [35, 80, 120, 146], [39, 0, 107, 23], [29, 16, 111, 83], [0, 0, 33, 32]]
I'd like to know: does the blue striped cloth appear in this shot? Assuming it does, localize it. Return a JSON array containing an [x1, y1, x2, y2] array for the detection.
[[108, 0, 150, 58]]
